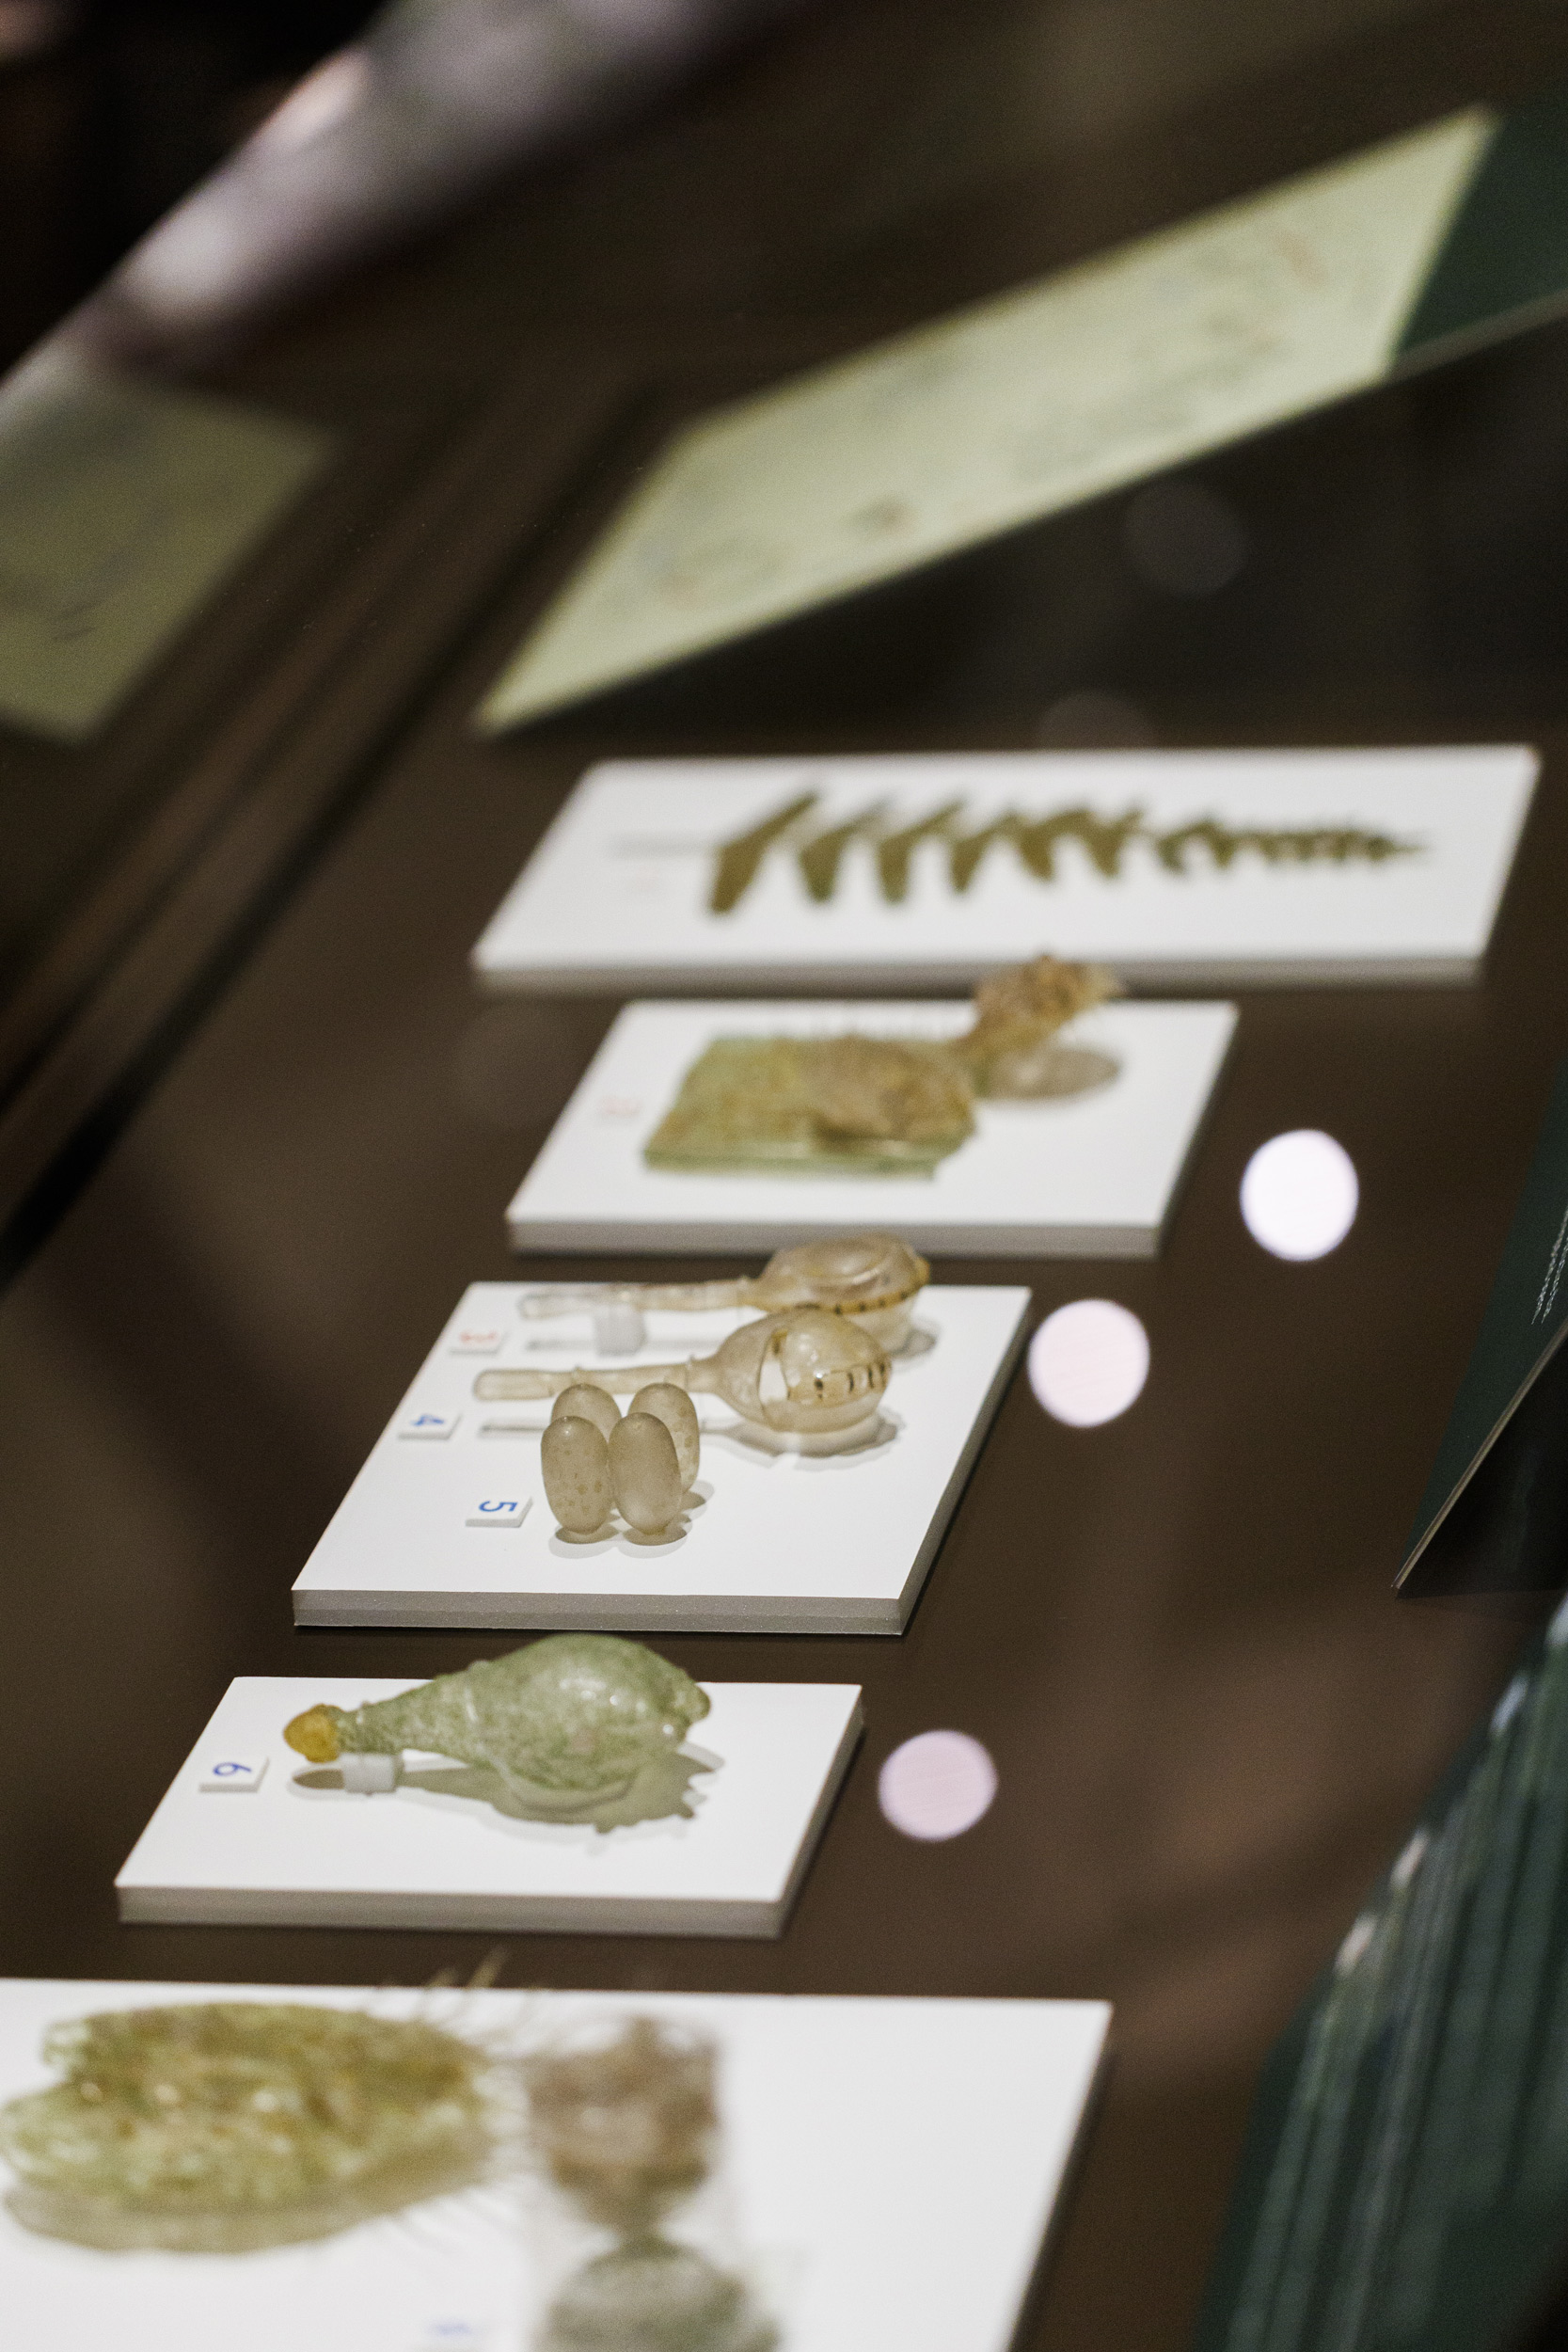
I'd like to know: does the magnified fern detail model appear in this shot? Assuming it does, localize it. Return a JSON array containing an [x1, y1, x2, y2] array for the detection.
[[707, 791, 1420, 914]]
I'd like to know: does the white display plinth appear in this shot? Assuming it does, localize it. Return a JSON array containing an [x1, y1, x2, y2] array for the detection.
[[471, 748, 1537, 992], [0, 1979, 1111, 2352], [293, 1283, 1029, 1635], [504, 999, 1235, 1259], [116, 1676, 862, 1938]]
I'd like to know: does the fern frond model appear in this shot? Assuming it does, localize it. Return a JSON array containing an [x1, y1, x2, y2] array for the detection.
[[706, 790, 1418, 912]]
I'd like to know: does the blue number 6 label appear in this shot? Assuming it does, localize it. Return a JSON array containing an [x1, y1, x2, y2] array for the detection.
[[200, 1754, 267, 1792]]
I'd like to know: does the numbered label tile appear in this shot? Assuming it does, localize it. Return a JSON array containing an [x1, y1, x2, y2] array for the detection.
[[199, 1756, 267, 1793], [447, 1327, 505, 1356], [397, 1407, 462, 1440], [466, 1497, 530, 1529]]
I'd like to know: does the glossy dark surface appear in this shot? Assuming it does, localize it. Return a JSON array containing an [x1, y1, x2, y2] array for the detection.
[[5, 4, 1568, 2346]]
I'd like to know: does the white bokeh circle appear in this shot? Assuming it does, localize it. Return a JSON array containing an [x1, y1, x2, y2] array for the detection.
[[257, 48, 372, 154], [879, 1731, 998, 1842], [1028, 1299, 1149, 1426], [1241, 1129, 1359, 1261]]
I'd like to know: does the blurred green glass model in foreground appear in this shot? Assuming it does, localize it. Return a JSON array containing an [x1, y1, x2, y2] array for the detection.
[[0, 1995, 781, 2352], [527, 2014, 777, 2352], [0, 2002, 500, 2251]]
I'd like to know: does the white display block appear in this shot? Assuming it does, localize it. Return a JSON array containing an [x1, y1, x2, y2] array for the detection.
[[115, 1676, 863, 1937], [471, 748, 1537, 992], [504, 998, 1235, 1259], [0, 1979, 1111, 2352], [293, 1283, 1029, 1635]]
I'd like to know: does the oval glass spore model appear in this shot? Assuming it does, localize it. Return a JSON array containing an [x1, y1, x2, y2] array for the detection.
[[610, 1411, 685, 1537], [550, 1383, 622, 1442], [542, 1415, 614, 1535], [284, 1634, 709, 1807], [0, 2001, 499, 2253], [630, 1381, 701, 1489]]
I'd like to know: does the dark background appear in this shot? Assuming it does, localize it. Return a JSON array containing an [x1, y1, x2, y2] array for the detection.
[[0, 0, 379, 365]]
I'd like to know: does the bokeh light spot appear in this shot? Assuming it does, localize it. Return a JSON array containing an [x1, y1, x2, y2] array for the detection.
[[1241, 1129, 1358, 1261], [1123, 477, 1248, 596], [1037, 689, 1156, 749], [1028, 1299, 1149, 1426], [0, 0, 69, 64], [257, 49, 372, 155], [879, 1731, 998, 1842]]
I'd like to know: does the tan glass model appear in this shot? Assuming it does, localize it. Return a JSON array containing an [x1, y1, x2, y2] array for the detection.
[[518, 1231, 930, 1352], [542, 1382, 702, 1540], [477, 1304, 892, 1451], [524, 2014, 777, 2352]]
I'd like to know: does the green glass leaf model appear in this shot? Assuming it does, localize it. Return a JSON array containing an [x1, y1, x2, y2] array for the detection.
[[647, 1033, 977, 1175], [641, 954, 1122, 1179]]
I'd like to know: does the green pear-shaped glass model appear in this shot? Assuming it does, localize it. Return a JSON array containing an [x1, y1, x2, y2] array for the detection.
[[284, 1635, 709, 1806]]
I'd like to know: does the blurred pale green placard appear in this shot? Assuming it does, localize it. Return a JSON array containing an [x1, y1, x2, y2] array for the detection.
[[0, 355, 331, 743], [480, 110, 1491, 730]]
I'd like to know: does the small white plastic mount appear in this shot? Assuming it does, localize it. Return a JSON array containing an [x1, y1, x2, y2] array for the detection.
[[341, 1752, 400, 1794], [593, 1303, 647, 1355]]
